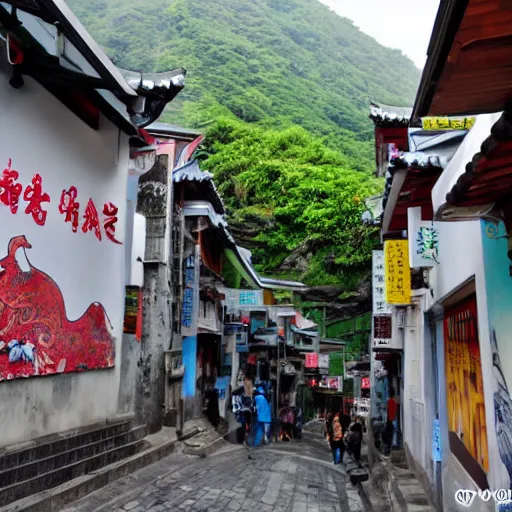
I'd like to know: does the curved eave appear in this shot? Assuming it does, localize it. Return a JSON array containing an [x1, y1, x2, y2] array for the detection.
[[434, 111, 512, 219], [34, 0, 137, 97]]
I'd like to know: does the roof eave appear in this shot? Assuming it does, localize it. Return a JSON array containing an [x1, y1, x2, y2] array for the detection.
[[411, 0, 470, 123], [37, 0, 137, 97]]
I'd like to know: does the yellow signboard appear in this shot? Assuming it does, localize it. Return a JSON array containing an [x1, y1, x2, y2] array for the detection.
[[421, 117, 475, 131], [384, 240, 411, 305]]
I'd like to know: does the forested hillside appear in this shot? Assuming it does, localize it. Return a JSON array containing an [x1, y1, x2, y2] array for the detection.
[[68, 0, 420, 289]]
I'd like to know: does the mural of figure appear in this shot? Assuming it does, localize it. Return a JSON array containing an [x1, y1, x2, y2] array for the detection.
[[0, 235, 114, 380], [491, 330, 512, 511]]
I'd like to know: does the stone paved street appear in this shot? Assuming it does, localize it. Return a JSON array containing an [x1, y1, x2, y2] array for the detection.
[[62, 433, 368, 512]]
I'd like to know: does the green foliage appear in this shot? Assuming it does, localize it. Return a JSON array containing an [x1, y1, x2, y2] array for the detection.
[[68, 0, 419, 289], [199, 117, 382, 284], [68, 0, 419, 170]]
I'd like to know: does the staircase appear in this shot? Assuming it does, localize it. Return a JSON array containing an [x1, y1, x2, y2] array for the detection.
[[0, 420, 148, 508]]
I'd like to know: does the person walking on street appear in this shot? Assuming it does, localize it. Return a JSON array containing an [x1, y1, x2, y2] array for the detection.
[[341, 413, 351, 436], [383, 389, 397, 454], [325, 411, 333, 446], [253, 385, 271, 447], [331, 412, 344, 464], [345, 419, 363, 462]]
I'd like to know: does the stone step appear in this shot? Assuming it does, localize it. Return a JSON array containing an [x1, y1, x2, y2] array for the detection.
[[0, 425, 147, 488], [0, 437, 149, 507], [0, 420, 132, 473], [0, 428, 179, 512], [391, 472, 435, 512]]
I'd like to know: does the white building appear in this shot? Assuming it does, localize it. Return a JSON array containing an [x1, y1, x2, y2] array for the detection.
[[0, 0, 184, 447]]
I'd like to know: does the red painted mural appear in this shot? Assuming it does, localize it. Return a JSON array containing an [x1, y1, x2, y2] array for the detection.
[[0, 235, 115, 381]]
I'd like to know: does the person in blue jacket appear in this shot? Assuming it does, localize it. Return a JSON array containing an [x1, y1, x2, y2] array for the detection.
[[253, 386, 272, 447]]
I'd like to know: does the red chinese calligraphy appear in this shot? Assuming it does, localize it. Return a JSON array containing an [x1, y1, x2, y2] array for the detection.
[[82, 198, 102, 241], [0, 159, 23, 214], [103, 202, 122, 245], [58, 186, 80, 232], [24, 174, 50, 226]]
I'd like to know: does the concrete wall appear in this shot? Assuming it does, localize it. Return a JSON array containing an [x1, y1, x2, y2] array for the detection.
[[0, 74, 129, 447], [404, 219, 512, 510], [480, 220, 512, 498]]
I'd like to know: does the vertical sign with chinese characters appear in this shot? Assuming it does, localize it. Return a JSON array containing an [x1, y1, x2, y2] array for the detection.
[[384, 241, 411, 305], [432, 418, 442, 463], [182, 254, 195, 335], [408, 207, 439, 268], [373, 251, 391, 314], [372, 251, 393, 348], [123, 286, 139, 335]]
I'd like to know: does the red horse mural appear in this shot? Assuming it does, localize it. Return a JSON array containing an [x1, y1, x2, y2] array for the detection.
[[0, 235, 114, 380]]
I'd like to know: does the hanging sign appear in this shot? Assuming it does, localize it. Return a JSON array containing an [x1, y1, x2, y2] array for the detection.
[[432, 418, 442, 462], [421, 117, 475, 131], [318, 354, 329, 370], [124, 286, 142, 339], [373, 251, 393, 349], [408, 207, 439, 268], [384, 240, 411, 305], [305, 353, 318, 368], [362, 377, 371, 389], [372, 251, 391, 314]]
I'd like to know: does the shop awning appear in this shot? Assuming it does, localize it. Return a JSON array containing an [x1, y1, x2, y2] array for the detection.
[[382, 153, 447, 234], [294, 311, 317, 330], [224, 248, 260, 290], [290, 324, 318, 337]]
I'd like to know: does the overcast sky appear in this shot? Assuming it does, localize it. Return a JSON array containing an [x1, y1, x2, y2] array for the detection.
[[318, 0, 440, 68]]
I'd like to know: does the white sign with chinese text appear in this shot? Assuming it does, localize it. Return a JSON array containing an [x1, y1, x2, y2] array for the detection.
[[408, 207, 439, 268], [318, 354, 329, 370], [372, 251, 391, 314], [373, 251, 394, 350]]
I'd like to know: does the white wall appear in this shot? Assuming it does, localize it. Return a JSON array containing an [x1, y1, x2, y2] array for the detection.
[[403, 298, 426, 470], [422, 220, 505, 508], [0, 74, 129, 446], [429, 220, 484, 302]]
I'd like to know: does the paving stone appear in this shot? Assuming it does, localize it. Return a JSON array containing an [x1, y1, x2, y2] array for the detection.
[[227, 499, 242, 511], [122, 502, 140, 511], [60, 433, 381, 512]]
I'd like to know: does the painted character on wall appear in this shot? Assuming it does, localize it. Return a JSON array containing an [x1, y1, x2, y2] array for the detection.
[[0, 235, 114, 380], [416, 226, 439, 263], [491, 330, 512, 511]]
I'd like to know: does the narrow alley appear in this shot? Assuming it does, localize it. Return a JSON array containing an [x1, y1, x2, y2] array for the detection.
[[2, 0, 512, 511], [60, 432, 368, 512]]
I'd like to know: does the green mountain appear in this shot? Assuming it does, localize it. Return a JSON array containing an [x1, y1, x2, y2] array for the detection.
[[68, 0, 420, 290]]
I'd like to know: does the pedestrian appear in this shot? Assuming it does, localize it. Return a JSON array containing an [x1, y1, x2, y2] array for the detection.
[[280, 402, 294, 441], [345, 420, 363, 462], [341, 413, 351, 436], [383, 388, 397, 454], [204, 378, 220, 428], [325, 411, 333, 445], [330, 412, 344, 464], [294, 407, 303, 440], [253, 385, 271, 447]]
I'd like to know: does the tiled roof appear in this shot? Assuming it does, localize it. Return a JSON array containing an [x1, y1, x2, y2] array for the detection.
[[447, 108, 512, 205], [173, 160, 226, 214], [369, 101, 413, 127], [383, 152, 447, 212]]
